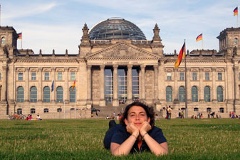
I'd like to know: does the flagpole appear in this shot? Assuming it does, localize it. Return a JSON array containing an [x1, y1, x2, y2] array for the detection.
[[237, 6, 239, 27], [184, 39, 188, 118], [0, 4, 1, 26]]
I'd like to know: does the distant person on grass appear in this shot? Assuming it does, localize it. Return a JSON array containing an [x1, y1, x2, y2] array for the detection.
[[103, 101, 168, 156]]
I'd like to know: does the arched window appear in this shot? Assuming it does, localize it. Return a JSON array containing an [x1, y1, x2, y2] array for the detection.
[[57, 108, 62, 112], [234, 37, 238, 46], [69, 87, 76, 102], [56, 86, 63, 102], [17, 86, 24, 102], [166, 86, 172, 102], [179, 86, 185, 102], [44, 108, 49, 113], [30, 108, 35, 114], [194, 107, 199, 112], [191, 86, 198, 102], [17, 108, 22, 115], [217, 86, 223, 102], [30, 86, 37, 102], [1, 37, 6, 45], [207, 107, 211, 112], [219, 107, 224, 113], [43, 86, 50, 102], [204, 86, 211, 102]]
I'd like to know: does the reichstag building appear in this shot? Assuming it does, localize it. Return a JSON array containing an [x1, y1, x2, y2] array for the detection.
[[0, 18, 239, 119]]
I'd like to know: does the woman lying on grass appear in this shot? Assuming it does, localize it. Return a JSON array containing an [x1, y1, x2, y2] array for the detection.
[[104, 101, 168, 156]]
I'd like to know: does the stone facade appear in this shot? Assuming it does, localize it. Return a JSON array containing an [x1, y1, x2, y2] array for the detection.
[[0, 22, 240, 119]]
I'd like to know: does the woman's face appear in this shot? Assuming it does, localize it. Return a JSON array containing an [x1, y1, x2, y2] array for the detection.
[[124, 106, 150, 129]]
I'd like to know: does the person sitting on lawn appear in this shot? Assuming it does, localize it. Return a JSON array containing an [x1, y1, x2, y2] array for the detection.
[[103, 101, 168, 156], [36, 114, 42, 120]]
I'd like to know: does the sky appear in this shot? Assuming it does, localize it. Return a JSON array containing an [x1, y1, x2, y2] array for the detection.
[[1, 0, 239, 54]]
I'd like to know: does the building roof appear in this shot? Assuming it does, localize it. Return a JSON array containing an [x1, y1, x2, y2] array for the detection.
[[89, 18, 146, 40]]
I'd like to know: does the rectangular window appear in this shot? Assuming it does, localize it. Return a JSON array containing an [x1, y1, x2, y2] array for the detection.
[[167, 73, 172, 81], [57, 72, 62, 80], [31, 72, 36, 80], [18, 73, 23, 81], [70, 72, 76, 80], [180, 72, 184, 81], [192, 72, 197, 81], [132, 69, 139, 100], [218, 72, 222, 81], [44, 72, 50, 81], [205, 72, 210, 80]]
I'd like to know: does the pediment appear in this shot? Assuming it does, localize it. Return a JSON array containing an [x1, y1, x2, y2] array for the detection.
[[86, 42, 159, 60]]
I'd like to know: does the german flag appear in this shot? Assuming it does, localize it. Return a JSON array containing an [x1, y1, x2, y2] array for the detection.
[[196, 33, 203, 42], [234, 7, 238, 16], [174, 42, 186, 68], [72, 80, 76, 90]]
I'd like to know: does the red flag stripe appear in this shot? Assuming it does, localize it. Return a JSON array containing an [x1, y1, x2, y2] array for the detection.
[[174, 42, 186, 68]]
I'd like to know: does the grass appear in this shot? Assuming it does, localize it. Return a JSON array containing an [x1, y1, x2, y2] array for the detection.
[[0, 118, 239, 160]]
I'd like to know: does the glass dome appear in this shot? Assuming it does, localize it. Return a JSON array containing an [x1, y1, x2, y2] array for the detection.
[[89, 18, 146, 40]]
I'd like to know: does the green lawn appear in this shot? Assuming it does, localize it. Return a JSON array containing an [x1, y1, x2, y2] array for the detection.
[[0, 118, 239, 160]]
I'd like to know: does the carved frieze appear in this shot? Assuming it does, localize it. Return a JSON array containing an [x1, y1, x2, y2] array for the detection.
[[203, 68, 212, 72], [190, 68, 199, 72], [87, 43, 158, 59], [29, 68, 38, 72], [16, 67, 26, 72], [56, 68, 65, 72], [216, 67, 225, 72], [164, 67, 174, 72], [42, 68, 52, 72], [69, 68, 78, 72]]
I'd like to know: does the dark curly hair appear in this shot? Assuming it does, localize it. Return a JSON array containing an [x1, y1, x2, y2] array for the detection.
[[119, 101, 155, 127]]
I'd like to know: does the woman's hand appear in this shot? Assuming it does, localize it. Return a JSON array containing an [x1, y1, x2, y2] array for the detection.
[[140, 121, 151, 136], [126, 123, 139, 137]]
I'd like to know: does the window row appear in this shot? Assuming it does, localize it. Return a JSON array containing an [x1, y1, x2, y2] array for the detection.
[[16, 86, 76, 103], [193, 107, 225, 113], [166, 86, 224, 102], [17, 72, 76, 81], [167, 72, 223, 81], [16, 107, 78, 115]]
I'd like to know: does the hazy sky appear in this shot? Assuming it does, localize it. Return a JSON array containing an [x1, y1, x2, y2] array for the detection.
[[1, 0, 239, 54]]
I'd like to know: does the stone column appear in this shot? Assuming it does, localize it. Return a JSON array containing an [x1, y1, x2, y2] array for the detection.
[[212, 68, 216, 102], [127, 64, 133, 104], [199, 68, 203, 102], [141, 65, 145, 101], [154, 65, 159, 103], [1, 66, 7, 101], [38, 68, 42, 102], [25, 67, 29, 102], [233, 66, 238, 113], [113, 65, 119, 107], [87, 65, 92, 104], [99, 65, 106, 106], [64, 67, 69, 103]]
